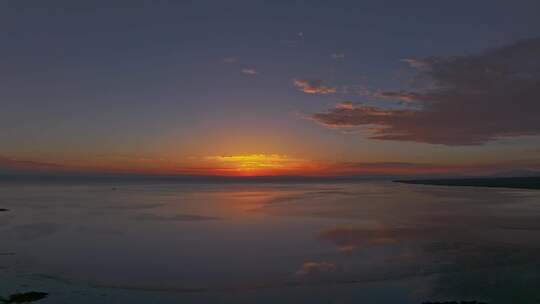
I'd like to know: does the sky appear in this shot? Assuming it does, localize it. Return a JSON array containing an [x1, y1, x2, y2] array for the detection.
[[1, 0, 540, 176]]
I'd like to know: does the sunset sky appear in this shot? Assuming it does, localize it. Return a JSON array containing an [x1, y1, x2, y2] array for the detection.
[[2, 1, 540, 176]]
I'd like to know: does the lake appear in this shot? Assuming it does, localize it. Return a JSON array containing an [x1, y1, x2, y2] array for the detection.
[[1, 180, 540, 303]]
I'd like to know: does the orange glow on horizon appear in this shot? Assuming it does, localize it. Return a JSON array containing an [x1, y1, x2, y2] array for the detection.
[[205, 154, 311, 176], [5, 153, 533, 177]]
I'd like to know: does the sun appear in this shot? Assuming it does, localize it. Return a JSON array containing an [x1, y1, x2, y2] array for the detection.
[[206, 154, 306, 175]]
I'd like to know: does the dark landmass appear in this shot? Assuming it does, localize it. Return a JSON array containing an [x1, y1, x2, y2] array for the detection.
[[491, 169, 540, 177], [397, 176, 540, 190], [422, 302, 487, 304], [0, 292, 48, 303]]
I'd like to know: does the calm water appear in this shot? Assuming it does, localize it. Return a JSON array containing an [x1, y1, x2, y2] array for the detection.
[[1, 181, 540, 303]]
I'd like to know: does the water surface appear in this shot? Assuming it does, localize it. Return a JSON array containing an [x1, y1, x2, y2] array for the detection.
[[1, 181, 540, 303]]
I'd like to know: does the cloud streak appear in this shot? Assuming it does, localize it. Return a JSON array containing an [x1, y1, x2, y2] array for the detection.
[[371, 90, 424, 104], [331, 53, 345, 60], [241, 68, 258, 75], [310, 38, 540, 145], [294, 79, 337, 94], [295, 261, 336, 276]]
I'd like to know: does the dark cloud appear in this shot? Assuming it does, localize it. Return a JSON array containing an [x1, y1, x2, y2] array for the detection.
[[294, 79, 337, 94], [311, 104, 404, 128], [311, 38, 540, 145]]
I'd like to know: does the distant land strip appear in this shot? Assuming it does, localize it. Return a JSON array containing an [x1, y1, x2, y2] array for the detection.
[[395, 176, 540, 190]]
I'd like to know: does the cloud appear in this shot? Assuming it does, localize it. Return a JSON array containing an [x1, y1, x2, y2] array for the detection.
[[241, 68, 258, 75], [293, 79, 337, 94], [280, 31, 305, 48], [310, 38, 540, 145], [311, 104, 400, 128], [336, 101, 355, 109], [400, 58, 433, 68], [331, 53, 345, 60], [371, 90, 424, 104], [295, 261, 336, 276], [0, 157, 71, 175]]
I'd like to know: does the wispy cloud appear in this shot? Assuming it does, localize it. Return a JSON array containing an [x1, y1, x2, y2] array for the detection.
[[295, 261, 336, 276], [336, 101, 355, 109], [310, 38, 540, 145], [241, 68, 258, 75], [331, 53, 345, 60], [371, 90, 423, 104], [400, 58, 433, 68], [280, 31, 305, 47], [293, 79, 337, 94], [0, 156, 68, 173]]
